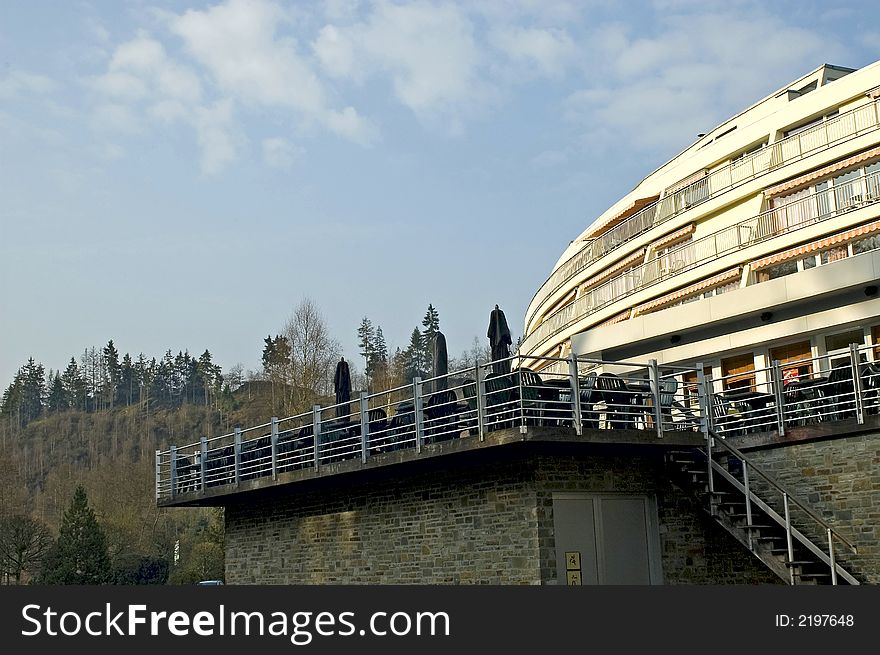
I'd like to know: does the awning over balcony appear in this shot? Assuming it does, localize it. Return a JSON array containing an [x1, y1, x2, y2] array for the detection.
[[764, 145, 880, 197], [651, 223, 695, 250], [586, 194, 660, 238], [583, 247, 646, 289], [751, 219, 880, 269], [633, 267, 741, 315]]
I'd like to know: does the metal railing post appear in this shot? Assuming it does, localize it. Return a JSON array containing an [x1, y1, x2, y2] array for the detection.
[[568, 353, 582, 435], [772, 360, 786, 436], [696, 366, 709, 435], [312, 405, 321, 471], [200, 437, 207, 491], [706, 431, 715, 516], [850, 343, 865, 424], [270, 417, 278, 481], [517, 356, 526, 432], [743, 461, 753, 551], [169, 446, 178, 498], [155, 450, 161, 501], [476, 362, 487, 441], [414, 377, 424, 453], [828, 528, 838, 585], [360, 392, 369, 464], [233, 427, 241, 487], [784, 492, 795, 585], [648, 359, 663, 438]]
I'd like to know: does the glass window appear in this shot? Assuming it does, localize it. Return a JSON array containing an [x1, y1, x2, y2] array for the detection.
[[770, 341, 813, 381], [801, 255, 817, 269], [825, 329, 864, 352], [722, 353, 756, 391], [820, 246, 848, 264], [815, 180, 831, 215], [866, 161, 880, 200], [767, 260, 798, 279], [833, 169, 863, 210], [853, 235, 880, 255]]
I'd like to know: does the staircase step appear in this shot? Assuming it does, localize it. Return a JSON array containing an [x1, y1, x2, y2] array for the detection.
[[742, 524, 777, 531]]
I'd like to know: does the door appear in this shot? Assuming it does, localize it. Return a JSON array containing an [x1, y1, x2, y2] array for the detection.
[[553, 493, 663, 585]]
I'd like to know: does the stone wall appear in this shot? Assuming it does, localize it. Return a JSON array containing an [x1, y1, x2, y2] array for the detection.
[[225, 446, 779, 585], [738, 431, 880, 584]]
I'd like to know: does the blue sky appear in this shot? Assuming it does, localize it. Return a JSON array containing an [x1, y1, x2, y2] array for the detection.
[[1, 0, 878, 387]]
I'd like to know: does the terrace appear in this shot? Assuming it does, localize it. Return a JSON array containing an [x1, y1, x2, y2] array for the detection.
[[155, 343, 880, 507]]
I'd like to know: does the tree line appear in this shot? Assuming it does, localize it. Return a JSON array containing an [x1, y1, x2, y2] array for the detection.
[[1, 340, 229, 430]]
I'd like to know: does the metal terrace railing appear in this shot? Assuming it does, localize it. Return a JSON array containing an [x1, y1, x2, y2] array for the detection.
[[520, 167, 880, 356], [706, 342, 880, 440], [527, 98, 880, 331], [156, 355, 710, 501]]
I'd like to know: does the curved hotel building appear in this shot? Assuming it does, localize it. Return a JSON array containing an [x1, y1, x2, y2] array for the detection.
[[522, 60, 880, 391]]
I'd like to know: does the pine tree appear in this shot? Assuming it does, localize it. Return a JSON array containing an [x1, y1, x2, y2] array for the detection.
[[61, 357, 87, 411], [421, 304, 440, 373], [357, 317, 376, 378], [18, 359, 46, 426], [38, 486, 111, 584], [119, 353, 135, 406], [102, 340, 121, 408], [403, 328, 425, 382], [46, 372, 66, 413]]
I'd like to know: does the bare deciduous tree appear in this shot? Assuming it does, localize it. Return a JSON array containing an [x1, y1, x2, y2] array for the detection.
[[283, 298, 341, 414]]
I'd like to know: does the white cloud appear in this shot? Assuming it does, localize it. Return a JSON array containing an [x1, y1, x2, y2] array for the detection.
[[314, 1, 490, 131], [313, 24, 358, 80], [91, 103, 141, 134], [170, 0, 374, 143], [193, 100, 239, 175], [90, 71, 149, 100], [0, 71, 56, 98], [566, 10, 846, 155], [262, 137, 304, 169], [490, 26, 578, 77]]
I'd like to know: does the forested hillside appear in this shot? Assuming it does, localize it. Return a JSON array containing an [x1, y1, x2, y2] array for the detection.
[[0, 300, 491, 584]]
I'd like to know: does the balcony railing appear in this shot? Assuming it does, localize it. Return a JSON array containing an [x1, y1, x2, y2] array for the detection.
[[519, 168, 880, 356], [156, 354, 708, 501], [527, 99, 880, 331]]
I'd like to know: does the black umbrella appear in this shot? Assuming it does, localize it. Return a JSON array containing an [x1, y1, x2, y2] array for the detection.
[[333, 357, 351, 418], [487, 304, 512, 375], [433, 331, 449, 391]]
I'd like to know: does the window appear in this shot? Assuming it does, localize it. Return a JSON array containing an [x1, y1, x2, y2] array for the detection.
[[825, 328, 865, 369], [866, 161, 880, 200], [759, 260, 798, 281], [820, 245, 848, 264], [722, 353, 756, 391], [833, 169, 863, 210], [770, 341, 813, 380], [771, 187, 815, 230], [825, 329, 864, 353], [853, 234, 880, 255]]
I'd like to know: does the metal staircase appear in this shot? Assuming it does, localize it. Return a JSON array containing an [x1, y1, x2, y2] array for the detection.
[[665, 430, 860, 585]]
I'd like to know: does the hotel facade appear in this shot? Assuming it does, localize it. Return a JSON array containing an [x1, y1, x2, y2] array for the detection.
[[521, 61, 880, 393]]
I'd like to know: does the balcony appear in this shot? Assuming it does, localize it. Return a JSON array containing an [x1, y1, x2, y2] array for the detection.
[[520, 168, 880, 357], [527, 99, 880, 332]]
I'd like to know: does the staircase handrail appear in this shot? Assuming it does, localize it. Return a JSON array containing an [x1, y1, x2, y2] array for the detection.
[[707, 429, 857, 554]]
